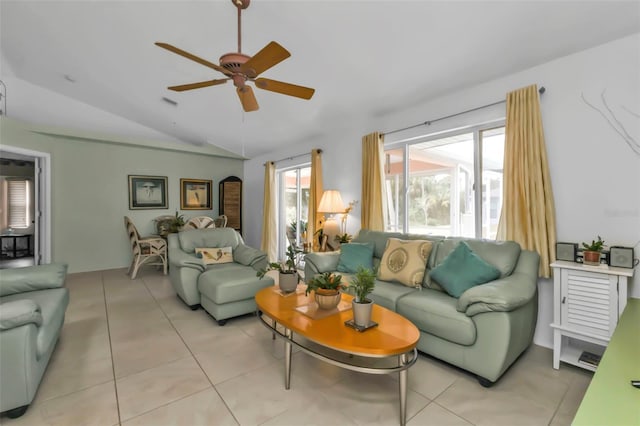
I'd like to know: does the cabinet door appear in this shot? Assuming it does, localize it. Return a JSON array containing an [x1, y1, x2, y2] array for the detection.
[[560, 268, 618, 338]]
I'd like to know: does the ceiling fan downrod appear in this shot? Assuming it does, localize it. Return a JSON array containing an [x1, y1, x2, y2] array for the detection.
[[233, 0, 250, 54]]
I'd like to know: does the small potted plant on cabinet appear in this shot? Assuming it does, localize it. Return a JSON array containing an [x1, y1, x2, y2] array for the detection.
[[305, 271, 345, 309], [348, 267, 376, 327], [257, 245, 302, 293], [582, 236, 605, 266]]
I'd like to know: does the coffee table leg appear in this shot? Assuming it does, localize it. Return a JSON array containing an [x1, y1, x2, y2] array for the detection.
[[284, 328, 292, 390], [399, 353, 408, 426]]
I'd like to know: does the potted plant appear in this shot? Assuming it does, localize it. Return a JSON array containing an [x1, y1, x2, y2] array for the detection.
[[305, 271, 345, 309], [334, 233, 353, 244], [582, 236, 605, 266], [170, 211, 186, 233], [257, 244, 302, 293], [348, 267, 376, 326]]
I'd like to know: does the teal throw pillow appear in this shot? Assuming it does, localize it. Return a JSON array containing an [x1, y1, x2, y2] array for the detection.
[[429, 241, 500, 298], [337, 242, 374, 273]]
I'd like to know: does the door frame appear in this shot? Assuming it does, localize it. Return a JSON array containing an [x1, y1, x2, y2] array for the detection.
[[0, 145, 51, 264]]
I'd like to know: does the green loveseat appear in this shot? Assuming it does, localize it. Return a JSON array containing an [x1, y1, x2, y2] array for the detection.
[[0, 263, 69, 418], [168, 228, 274, 325], [304, 229, 539, 386]]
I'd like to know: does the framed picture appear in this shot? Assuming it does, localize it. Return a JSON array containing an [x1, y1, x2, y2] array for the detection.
[[180, 178, 212, 210], [128, 175, 168, 210]]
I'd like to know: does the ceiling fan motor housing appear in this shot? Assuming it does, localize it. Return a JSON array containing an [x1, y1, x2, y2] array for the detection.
[[219, 52, 256, 78]]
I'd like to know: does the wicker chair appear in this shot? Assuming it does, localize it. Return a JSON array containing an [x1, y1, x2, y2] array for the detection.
[[124, 216, 167, 279], [184, 216, 216, 230], [214, 215, 228, 228]]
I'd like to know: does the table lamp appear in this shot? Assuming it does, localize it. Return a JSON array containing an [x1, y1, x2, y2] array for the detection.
[[317, 190, 345, 249]]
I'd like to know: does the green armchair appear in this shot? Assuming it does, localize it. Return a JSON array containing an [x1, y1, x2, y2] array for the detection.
[[0, 263, 69, 418]]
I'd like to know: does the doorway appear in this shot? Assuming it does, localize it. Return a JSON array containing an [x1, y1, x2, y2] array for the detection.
[[0, 146, 51, 268]]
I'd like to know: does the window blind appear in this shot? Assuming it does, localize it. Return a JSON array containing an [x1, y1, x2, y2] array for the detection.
[[8, 179, 29, 228]]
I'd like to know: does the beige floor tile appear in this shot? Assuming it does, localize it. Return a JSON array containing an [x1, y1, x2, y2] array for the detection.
[[116, 356, 211, 421], [550, 370, 593, 426], [403, 355, 463, 400], [260, 393, 359, 426], [436, 369, 568, 426], [111, 325, 191, 378], [194, 334, 280, 385], [121, 388, 237, 426], [319, 372, 430, 426], [215, 363, 317, 426], [409, 402, 473, 426], [0, 381, 118, 426]]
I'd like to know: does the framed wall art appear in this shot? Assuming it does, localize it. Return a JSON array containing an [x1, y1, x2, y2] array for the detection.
[[180, 178, 212, 210], [128, 175, 168, 210]]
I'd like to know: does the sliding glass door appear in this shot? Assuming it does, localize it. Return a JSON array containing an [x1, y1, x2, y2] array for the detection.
[[278, 166, 310, 260]]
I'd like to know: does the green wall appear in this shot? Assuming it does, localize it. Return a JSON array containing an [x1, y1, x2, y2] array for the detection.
[[0, 117, 244, 273]]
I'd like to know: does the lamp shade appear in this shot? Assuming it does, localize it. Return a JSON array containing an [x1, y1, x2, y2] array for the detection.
[[317, 190, 345, 213]]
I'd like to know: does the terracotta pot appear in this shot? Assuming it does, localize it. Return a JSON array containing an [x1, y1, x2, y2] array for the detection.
[[583, 250, 601, 266], [314, 290, 341, 310]]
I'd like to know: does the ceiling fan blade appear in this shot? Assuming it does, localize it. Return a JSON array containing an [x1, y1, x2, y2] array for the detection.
[[240, 41, 290, 77], [237, 86, 259, 112], [155, 42, 231, 76], [254, 78, 315, 100], [168, 79, 229, 92]]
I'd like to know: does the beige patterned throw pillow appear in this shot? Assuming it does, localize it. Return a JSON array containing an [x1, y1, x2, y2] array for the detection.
[[378, 238, 433, 287]]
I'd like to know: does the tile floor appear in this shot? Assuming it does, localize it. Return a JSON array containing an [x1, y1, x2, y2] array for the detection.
[[0, 268, 593, 426]]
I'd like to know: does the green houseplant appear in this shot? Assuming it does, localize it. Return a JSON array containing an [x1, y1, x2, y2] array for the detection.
[[582, 236, 605, 265], [348, 267, 376, 326], [257, 245, 302, 293], [305, 271, 344, 309]]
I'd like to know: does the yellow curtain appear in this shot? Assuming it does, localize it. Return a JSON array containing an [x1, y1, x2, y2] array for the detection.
[[307, 149, 324, 249], [361, 132, 386, 231], [497, 84, 557, 278], [260, 161, 277, 261]]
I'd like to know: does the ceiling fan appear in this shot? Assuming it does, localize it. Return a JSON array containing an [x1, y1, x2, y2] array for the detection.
[[155, 0, 315, 112]]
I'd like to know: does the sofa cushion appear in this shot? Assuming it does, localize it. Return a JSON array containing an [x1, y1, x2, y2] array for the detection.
[[336, 242, 374, 273], [1, 288, 69, 358], [178, 228, 242, 254], [397, 289, 477, 346], [198, 263, 273, 304], [430, 241, 501, 298], [0, 299, 43, 330], [196, 247, 233, 265], [434, 238, 521, 278], [378, 238, 433, 288], [368, 280, 418, 311], [353, 229, 444, 260]]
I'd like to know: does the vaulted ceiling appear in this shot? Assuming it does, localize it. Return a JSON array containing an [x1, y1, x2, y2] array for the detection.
[[2, 1, 639, 158]]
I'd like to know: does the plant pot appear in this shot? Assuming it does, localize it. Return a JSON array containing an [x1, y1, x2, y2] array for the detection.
[[314, 289, 341, 310], [279, 271, 299, 293], [583, 250, 601, 266], [352, 300, 373, 327]]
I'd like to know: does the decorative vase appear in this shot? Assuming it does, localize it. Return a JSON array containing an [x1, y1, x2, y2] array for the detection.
[[583, 250, 601, 266], [279, 272, 299, 293], [352, 300, 373, 327], [314, 289, 341, 310]]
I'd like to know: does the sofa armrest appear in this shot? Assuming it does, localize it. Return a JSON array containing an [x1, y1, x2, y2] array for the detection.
[[0, 263, 68, 297], [234, 244, 268, 270], [457, 250, 539, 316], [0, 300, 43, 330], [303, 252, 341, 282], [168, 248, 205, 272]]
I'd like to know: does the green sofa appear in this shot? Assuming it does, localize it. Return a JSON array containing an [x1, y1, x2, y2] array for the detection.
[[168, 228, 274, 325], [0, 263, 69, 418], [304, 229, 539, 386]]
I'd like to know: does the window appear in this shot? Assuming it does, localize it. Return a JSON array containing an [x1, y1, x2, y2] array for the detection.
[[7, 179, 31, 229], [278, 165, 310, 259], [385, 124, 505, 239]]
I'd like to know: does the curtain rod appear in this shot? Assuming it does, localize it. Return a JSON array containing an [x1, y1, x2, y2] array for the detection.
[[264, 149, 322, 166], [382, 86, 546, 136]]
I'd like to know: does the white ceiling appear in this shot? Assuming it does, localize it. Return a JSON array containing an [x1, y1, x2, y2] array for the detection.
[[1, 1, 639, 158]]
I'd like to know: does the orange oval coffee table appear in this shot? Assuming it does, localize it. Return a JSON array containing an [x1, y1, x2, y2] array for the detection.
[[255, 286, 420, 426]]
